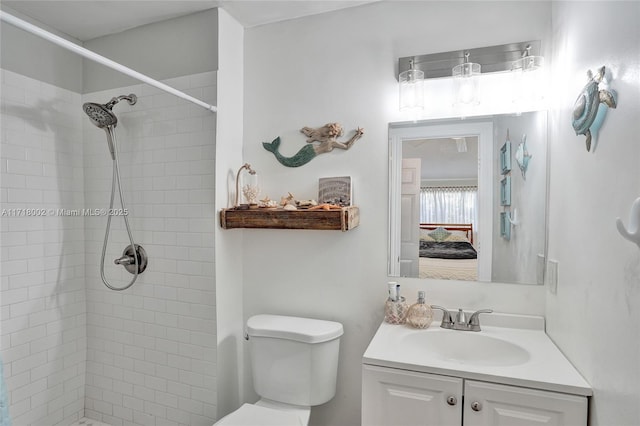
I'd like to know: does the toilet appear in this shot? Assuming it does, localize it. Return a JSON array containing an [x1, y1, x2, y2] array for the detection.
[[214, 314, 344, 426]]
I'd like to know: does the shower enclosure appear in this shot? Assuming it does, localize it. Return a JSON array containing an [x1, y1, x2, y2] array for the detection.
[[1, 9, 218, 426]]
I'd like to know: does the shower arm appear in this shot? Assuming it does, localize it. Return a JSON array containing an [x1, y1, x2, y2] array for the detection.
[[105, 94, 137, 110]]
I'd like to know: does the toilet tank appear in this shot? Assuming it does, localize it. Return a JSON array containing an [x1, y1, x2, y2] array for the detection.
[[246, 314, 344, 407]]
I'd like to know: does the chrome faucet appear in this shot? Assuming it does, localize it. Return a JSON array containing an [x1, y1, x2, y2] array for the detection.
[[430, 306, 493, 331]]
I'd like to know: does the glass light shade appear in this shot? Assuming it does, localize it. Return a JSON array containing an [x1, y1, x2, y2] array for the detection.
[[399, 68, 425, 114], [452, 62, 481, 106], [514, 55, 544, 72], [511, 55, 545, 105], [241, 172, 259, 205]]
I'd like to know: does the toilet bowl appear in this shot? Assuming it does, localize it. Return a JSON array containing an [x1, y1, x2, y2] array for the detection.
[[213, 314, 343, 426]]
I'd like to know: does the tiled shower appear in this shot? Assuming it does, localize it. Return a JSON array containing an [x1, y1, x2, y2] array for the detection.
[[1, 67, 217, 425]]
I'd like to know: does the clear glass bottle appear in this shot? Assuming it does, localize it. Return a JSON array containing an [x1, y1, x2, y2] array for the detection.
[[405, 291, 434, 329], [384, 282, 408, 325]]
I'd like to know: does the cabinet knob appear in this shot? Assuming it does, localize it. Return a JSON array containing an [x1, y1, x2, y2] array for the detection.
[[446, 396, 457, 406], [471, 401, 482, 411]]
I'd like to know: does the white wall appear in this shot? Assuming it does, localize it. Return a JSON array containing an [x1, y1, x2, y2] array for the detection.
[[214, 8, 246, 420], [546, 2, 640, 425], [243, 3, 549, 425], [1, 69, 87, 425]]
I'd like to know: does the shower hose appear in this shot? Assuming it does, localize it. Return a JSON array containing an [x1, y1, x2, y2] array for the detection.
[[100, 127, 139, 291]]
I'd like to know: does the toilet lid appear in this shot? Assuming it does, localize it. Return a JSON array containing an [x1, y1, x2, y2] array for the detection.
[[214, 403, 304, 426]]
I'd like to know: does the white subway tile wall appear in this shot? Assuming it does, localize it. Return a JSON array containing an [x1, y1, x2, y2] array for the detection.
[[1, 69, 217, 426], [1, 69, 87, 425], [71, 417, 112, 426], [82, 72, 217, 426]]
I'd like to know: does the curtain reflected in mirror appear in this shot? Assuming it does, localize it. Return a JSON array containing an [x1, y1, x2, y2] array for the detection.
[[420, 186, 478, 228]]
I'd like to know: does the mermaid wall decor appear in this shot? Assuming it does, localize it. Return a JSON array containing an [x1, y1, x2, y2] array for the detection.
[[262, 123, 364, 167]]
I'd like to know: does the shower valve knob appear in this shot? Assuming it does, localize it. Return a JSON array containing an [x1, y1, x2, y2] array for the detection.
[[114, 255, 134, 265], [115, 244, 148, 275]]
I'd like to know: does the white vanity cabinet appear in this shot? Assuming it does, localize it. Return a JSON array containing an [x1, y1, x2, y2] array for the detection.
[[362, 365, 462, 426], [362, 319, 592, 426], [362, 364, 588, 426]]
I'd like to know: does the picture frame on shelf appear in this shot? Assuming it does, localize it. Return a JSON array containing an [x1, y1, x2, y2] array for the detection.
[[318, 176, 352, 206]]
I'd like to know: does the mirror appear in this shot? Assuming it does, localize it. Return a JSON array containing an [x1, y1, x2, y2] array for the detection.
[[389, 111, 548, 284]]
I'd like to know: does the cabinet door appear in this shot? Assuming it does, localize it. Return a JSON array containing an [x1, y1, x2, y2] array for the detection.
[[463, 380, 587, 426], [362, 364, 463, 426]]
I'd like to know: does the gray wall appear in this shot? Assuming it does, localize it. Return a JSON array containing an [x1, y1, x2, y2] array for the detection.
[[1, 7, 218, 94], [83, 9, 218, 93], [0, 6, 83, 92]]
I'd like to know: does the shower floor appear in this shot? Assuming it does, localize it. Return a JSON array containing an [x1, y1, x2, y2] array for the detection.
[[71, 418, 112, 426]]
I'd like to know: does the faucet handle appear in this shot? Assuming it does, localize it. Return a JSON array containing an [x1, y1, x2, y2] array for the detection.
[[468, 309, 493, 331], [430, 305, 453, 326]]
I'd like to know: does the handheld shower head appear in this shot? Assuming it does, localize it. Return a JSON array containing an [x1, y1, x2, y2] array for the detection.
[[83, 102, 118, 128], [83, 93, 138, 160], [82, 93, 137, 129]]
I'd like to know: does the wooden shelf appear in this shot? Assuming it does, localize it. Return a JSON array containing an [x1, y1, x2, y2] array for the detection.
[[220, 206, 359, 231]]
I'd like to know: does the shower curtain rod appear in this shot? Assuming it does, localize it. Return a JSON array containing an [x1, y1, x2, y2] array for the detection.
[[0, 10, 218, 113]]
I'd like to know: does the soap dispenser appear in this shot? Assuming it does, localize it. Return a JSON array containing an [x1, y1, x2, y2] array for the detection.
[[384, 282, 408, 324], [405, 291, 434, 329]]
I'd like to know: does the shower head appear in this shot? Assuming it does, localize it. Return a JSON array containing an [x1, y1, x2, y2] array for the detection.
[[83, 93, 137, 129], [83, 93, 137, 160], [83, 102, 118, 128]]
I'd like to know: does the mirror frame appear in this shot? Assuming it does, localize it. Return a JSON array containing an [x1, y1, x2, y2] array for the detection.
[[388, 119, 495, 281]]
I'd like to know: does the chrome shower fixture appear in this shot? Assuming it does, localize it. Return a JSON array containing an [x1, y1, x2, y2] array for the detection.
[[83, 93, 136, 128], [83, 102, 118, 128], [83, 93, 147, 291], [83, 94, 137, 160]]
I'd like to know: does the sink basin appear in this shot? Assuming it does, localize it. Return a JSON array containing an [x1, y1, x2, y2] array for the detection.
[[401, 330, 530, 366], [363, 315, 593, 397]]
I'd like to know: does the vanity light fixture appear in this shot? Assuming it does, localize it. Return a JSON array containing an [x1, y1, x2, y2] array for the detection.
[[511, 44, 545, 106], [397, 41, 543, 114], [452, 52, 481, 106], [398, 58, 424, 117]]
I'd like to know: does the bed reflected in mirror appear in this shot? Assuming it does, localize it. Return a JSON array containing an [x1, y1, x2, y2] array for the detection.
[[418, 223, 478, 280], [389, 112, 548, 285]]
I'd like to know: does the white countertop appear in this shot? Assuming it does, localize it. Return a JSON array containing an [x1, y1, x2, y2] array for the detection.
[[362, 315, 592, 397]]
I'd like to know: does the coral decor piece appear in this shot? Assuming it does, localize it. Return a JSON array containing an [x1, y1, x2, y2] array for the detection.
[[309, 203, 342, 211], [262, 123, 364, 167]]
